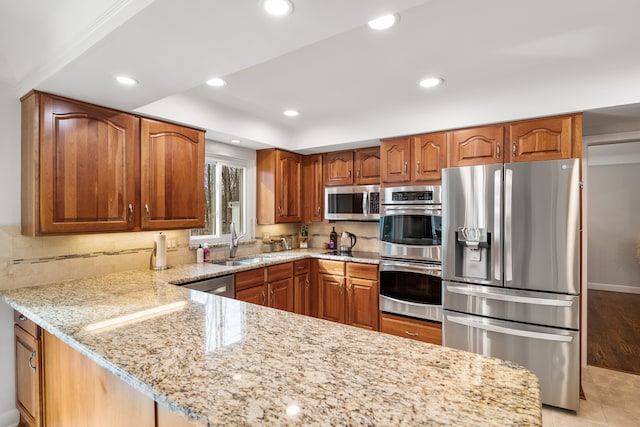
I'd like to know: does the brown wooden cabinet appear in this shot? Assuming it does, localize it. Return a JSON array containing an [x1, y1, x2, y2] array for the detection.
[[257, 149, 302, 224], [140, 118, 205, 230], [380, 313, 442, 345], [317, 260, 379, 330], [302, 154, 323, 223], [508, 115, 581, 162], [14, 312, 42, 427], [354, 147, 381, 185], [324, 147, 380, 186], [449, 125, 504, 167], [381, 133, 447, 185], [21, 91, 205, 236], [293, 260, 311, 316], [235, 263, 294, 311], [345, 263, 378, 331]]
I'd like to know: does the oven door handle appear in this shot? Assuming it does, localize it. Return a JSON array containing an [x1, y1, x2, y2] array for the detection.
[[381, 206, 442, 216], [380, 261, 442, 277]]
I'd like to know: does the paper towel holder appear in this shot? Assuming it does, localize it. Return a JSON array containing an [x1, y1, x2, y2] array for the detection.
[[150, 233, 170, 271]]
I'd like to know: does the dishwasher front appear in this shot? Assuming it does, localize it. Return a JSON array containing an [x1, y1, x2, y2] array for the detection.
[[180, 274, 235, 298]]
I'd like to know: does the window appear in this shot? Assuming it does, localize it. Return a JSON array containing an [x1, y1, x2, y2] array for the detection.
[[191, 158, 246, 243]]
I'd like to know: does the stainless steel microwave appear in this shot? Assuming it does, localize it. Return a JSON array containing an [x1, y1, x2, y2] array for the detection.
[[324, 185, 380, 221]]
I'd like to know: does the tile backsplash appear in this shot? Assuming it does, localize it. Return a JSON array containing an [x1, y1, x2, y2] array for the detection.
[[0, 221, 382, 290]]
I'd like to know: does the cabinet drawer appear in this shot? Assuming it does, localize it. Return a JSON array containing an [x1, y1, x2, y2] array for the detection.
[[317, 259, 345, 276], [14, 311, 39, 338], [267, 262, 293, 281], [294, 259, 310, 275], [235, 268, 265, 291], [346, 262, 378, 280], [380, 313, 442, 345]]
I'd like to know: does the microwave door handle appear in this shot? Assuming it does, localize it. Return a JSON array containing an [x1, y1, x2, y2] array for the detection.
[[363, 191, 368, 216]]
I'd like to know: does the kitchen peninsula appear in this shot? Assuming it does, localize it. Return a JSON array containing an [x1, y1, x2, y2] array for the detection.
[[2, 253, 542, 426]]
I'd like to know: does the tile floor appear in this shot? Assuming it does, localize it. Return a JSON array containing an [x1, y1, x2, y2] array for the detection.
[[542, 366, 640, 426]]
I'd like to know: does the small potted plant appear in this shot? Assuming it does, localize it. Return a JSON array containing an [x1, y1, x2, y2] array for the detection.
[[299, 224, 309, 249]]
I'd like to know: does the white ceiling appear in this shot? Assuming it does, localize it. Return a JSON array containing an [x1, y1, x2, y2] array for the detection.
[[2, 0, 640, 152]]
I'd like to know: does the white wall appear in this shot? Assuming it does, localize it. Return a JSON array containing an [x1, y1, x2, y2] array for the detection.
[[587, 141, 640, 293], [0, 82, 21, 426]]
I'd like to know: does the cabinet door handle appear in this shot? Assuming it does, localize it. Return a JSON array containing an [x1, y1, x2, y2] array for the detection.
[[128, 203, 133, 222], [144, 204, 150, 221], [278, 206, 282, 216], [261, 291, 266, 305], [270, 288, 274, 304], [18, 315, 27, 321], [496, 144, 501, 159], [305, 279, 310, 289], [357, 170, 360, 178], [512, 140, 517, 158], [404, 331, 419, 337], [348, 169, 351, 178], [28, 351, 36, 372], [416, 161, 420, 174], [317, 206, 321, 215], [403, 162, 408, 175]]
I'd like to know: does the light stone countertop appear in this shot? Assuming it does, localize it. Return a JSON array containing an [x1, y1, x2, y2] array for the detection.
[[1, 250, 542, 426]]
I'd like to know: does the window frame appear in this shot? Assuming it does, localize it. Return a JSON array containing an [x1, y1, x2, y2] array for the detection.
[[190, 153, 252, 246]]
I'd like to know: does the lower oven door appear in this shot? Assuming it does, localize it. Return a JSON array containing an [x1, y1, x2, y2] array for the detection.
[[379, 259, 442, 322]]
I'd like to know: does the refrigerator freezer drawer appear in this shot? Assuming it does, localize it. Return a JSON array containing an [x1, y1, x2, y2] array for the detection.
[[443, 311, 579, 411], [443, 281, 579, 330]]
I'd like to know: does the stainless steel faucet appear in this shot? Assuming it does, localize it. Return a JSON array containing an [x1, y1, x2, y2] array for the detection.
[[229, 222, 243, 258]]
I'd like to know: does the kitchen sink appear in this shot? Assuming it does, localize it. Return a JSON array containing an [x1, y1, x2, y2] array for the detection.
[[211, 256, 270, 267]]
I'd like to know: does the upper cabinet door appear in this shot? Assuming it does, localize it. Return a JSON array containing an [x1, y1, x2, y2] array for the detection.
[[302, 154, 323, 223], [380, 137, 412, 184], [276, 150, 302, 223], [140, 118, 204, 230], [449, 125, 505, 167], [354, 147, 380, 185], [324, 151, 354, 186], [413, 132, 447, 183], [509, 116, 576, 162], [37, 94, 139, 234]]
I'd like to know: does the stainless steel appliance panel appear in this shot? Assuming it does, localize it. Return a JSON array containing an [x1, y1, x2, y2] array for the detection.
[[324, 185, 380, 221], [505, 159, 580, 294], [442, 164, 502, 286], [381, 185, 441, 205], [181, 274, 235, 298], [443, 311, 580, 411], [443, 281, 579, 330], [380, 295, 442, 322]]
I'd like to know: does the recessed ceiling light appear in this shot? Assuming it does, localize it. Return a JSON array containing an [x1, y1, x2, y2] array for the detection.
[[115, 75, 138, 86], [283, 110, 299, 117], [206, 77, 226, 87], [367, 13, 399, 30], [231, 139, 241, 144], [261, 0, 293, 16], [418, 77, 444, 88]]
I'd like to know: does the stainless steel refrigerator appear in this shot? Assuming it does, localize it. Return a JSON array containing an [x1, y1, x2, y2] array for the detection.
[[442, 158, 581, 411]]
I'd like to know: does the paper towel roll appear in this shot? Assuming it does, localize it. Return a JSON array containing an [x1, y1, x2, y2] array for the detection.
[[154, 232, 167, 269]]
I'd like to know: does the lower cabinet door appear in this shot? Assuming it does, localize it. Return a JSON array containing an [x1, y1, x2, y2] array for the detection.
[[346, 278, 379, 331], [236, 284, 266, 306], [318, 274, 345, 323], [380, 313, 442, 345], [15, 325, 41, 427], [269, 278, 294, 311], [293, 273, 311, 316]]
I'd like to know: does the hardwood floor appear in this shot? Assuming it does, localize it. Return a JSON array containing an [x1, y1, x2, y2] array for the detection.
[[587, 290, 640, 375]]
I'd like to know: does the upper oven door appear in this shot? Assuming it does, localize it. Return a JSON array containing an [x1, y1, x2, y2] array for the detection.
[[380, 204, 442, 261], [324, 185, 380, 221]]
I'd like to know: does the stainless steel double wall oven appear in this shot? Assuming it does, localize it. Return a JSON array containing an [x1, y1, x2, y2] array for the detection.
[[379, 186, 443, 322]]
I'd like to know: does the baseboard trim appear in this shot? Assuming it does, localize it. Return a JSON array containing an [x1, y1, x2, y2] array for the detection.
[[588, 282, 640, 294], [0, 408, 19, 427]]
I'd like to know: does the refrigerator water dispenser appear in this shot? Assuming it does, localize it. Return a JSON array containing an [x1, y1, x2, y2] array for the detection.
[[455, 227, 491, 280]]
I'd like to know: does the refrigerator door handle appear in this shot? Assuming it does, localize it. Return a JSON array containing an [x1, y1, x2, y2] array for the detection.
[[493, 169, 502, 281], [504, 168, 513, 282], [446, 315, 574, 342], [446, 284, 573, 307]]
